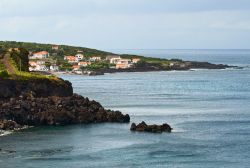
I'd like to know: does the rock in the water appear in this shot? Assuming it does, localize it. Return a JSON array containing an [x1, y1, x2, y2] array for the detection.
[[130, 121, 172, 133], [0, 120, 20, 130]]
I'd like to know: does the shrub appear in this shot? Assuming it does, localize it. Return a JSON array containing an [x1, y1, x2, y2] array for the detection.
[[0, 70, 10, 79]]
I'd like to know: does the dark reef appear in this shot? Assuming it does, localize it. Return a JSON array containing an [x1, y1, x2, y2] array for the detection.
[[130, 121, 172, 133]]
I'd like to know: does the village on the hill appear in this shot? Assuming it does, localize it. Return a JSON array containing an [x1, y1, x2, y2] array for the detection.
[[27, 45, 141, 74]]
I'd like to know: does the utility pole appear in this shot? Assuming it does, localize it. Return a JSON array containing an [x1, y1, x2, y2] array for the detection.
[[19, 59, 21, 72]]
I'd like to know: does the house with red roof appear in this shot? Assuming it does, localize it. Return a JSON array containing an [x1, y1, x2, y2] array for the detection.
[[64, 56, 78, 63]]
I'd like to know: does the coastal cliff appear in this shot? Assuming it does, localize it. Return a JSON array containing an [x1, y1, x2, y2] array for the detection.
[[0, 79, 130, 131], [0, 48, 129, 132], [0, 78, 73, 99]]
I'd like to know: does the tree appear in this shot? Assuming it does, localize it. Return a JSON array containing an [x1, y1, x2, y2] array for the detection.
[[10, 48, 29, 72]]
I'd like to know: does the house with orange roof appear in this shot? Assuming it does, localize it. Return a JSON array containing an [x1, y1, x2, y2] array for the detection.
[[64, 56, 78, 63], [72, 65, 80, 71], [32, 51, 49, 59], [29, 61, 37, 67], [78, 61, 91, 67]]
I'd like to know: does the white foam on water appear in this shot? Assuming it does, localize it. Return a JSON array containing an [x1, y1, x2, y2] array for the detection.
[[0, 130, 13, 136], [171, 128, 186, 133]]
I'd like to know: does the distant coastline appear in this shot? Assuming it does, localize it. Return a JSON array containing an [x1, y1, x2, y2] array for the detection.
[[0, 41, 235, 77]]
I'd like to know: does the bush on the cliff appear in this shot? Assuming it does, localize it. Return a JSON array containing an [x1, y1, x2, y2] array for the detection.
[[85, 62, 110, 70], [0, 62, 5, 71], [0, 70, 9, 79], [10, 48, 29, 72]]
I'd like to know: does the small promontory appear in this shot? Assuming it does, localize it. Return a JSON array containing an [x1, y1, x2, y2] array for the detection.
[[0, 49, 130, 131]]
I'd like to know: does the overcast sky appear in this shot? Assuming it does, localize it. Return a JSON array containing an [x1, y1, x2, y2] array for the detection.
[[0, 0, 250, 49]]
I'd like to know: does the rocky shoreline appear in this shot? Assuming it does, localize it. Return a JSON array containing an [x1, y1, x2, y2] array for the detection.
[[0, 94, 130, 128], [57, 61, 234, 76], [0, 78, 130, 133]]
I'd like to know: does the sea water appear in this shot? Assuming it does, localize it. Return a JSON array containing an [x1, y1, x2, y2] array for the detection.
[[0, 49, 250, 168]]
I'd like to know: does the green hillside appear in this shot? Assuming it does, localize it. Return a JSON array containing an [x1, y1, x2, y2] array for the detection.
[[0, 41, 112, 58]]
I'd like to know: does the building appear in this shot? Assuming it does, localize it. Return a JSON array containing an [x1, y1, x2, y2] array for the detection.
[[36, 65, 49, 71], [52, 45, 59, 50], [29, 60, 48, 71], [32, 51, 49, 59], [29, 61, 37, 67], [8, 48, 20, 52], [36, 60, 45, 65], [106, 55, 120, 60], [64, 56, 78, 63], [89, 56, 101, 62], [106, 55, 121, 64], [132, 58, 141, 64], [29, 61, 37, 71], [78, 61, 91, 67], [75, 53, 84, 61], [116, 59, 133, 69], [72, 65, 80, 71], [109, 57, 121, 64], [50, 65, 59, 71]]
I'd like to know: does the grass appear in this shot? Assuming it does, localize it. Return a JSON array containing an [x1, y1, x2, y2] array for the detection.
[[0, 61, 5, 71], [8, 58, 59, 81], [0, 60, 10, 79]]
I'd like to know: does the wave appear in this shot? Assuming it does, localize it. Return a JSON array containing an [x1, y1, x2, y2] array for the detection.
[[0, 130, 13, 137]]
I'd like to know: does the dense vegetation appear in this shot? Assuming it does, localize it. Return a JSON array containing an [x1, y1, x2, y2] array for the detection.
[[0, 41, 112, 58], [10, 48, 29, 72], [0, 41, 188, 72], [85, 62, 110, 70], [0, 48, 58, 80]]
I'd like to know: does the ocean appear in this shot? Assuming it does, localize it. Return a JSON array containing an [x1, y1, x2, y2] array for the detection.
[[1, 49, 250, 168]]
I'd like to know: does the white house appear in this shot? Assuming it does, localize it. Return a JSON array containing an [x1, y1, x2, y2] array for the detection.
[[89, 56, 101, 62], [50, 65, 59, 71], [32, 51, 49, 59], [106, 55, 121, 64], [36, 60, 45, 65], [75, 53, 84, 61], [52, 45, 59, 50], [132, 58, 141, 63], [36, 65, 49, 71], [28, 60, 49, 71], [106, 55, 121, 60], [116, 59, 133, 69]]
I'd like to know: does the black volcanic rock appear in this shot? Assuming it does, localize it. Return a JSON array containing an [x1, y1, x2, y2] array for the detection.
[[0, 78, 129, 129], [130, 121, 172, 133], [0, 120, 21, 130], [0, 78, 73, 99], [0, 94, 130, 127]]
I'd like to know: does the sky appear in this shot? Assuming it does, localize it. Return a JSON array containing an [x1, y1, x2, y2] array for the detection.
[[0, 0, 250, 50]]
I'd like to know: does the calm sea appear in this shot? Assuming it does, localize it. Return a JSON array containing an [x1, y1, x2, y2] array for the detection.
[[1, 49, 250, 168]]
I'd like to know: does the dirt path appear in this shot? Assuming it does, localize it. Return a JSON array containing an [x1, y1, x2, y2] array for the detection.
[[2, 53, 15, 74]]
